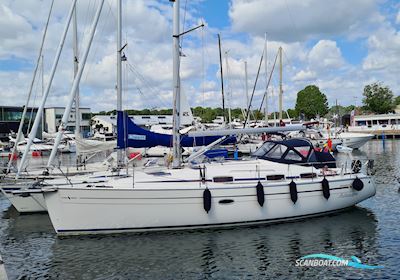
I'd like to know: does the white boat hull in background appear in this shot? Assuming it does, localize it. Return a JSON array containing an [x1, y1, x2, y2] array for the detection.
[[16, 143, 54, 154], [339, 133, 374, 149], [43, 174, 375, 235], [0, 185, 47, 212]]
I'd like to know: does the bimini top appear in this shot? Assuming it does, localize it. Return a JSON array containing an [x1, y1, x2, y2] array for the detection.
[[252, 138, 336, 168]]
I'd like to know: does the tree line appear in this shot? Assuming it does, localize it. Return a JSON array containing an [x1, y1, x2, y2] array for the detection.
[[95, 82, 399, 122], [292, 82, 399, 120]]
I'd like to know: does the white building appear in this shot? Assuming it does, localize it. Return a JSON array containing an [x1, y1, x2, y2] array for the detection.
[[348, 113, 400, 137], [91, 114, 195, 135], [91, 115, 117, 134], [45, 107, 91, 136]]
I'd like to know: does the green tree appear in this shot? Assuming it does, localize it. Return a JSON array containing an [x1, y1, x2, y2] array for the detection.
[[362, 82, 395, 114], [295, 85, 329, 119], [287, 108, 298, 119], [326, 105, 355, 119], [394, 95, 400, 106]]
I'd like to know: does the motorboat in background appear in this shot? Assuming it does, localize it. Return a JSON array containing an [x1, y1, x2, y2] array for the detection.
[[334, 131, 374, 149], [9, 137, 54, 155]]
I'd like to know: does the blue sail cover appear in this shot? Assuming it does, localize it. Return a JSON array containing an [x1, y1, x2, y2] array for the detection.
[[117, 111, 235, 149]]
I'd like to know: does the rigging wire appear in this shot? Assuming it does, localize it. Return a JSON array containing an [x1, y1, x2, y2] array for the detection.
[[243, 49, 265, 128], [27, 56, 43, 134], [78, 0, 95, 56], [284, 0, 299, 35], [181, 0, 188, 52], [256, 49, 279, 118], [82, 1, 113, 84], [125, 61, 171, 109]]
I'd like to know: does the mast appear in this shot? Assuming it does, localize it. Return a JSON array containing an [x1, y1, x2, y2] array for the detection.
[[244, 61, 249, 120], [47, 0, 104, 168], [17, 0, 78, 178], [172, 0, 182, 168], [116, 0, 123, 166], [279, 46, 283, 121], [217, 34, 225, 124], [264, 33, 268, 125], [7, 0, 54, 173], [73, 5, 80, 139], [41, 55, 45, 138], [224, 51, 232, 125]]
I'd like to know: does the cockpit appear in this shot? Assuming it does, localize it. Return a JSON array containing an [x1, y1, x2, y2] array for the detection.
[[252, 138, 336, 168]]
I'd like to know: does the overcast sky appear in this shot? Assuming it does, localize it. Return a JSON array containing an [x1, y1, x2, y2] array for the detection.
[[0, 0, 399, 112]]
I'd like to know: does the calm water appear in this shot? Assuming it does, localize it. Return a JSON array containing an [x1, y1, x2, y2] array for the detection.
[[0, 140, 399, 279]]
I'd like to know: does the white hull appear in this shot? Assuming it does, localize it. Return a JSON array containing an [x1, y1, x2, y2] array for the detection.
[[16, 143, 53, 153], [0, 186, 47, 213], [0, 161, 110, 213], [339, 133, 374, 149], [43, 174, 375, 235]]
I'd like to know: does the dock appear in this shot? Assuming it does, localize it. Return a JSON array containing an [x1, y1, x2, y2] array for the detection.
[[0, 253, 7, 280]]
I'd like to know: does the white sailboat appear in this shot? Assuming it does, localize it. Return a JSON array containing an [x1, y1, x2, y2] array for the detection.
[[21, 0, 376, 236]]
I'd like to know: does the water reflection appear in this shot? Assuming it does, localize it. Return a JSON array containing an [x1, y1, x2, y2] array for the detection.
[[39, 208, 378, 279], [2, 140, 399, 279]]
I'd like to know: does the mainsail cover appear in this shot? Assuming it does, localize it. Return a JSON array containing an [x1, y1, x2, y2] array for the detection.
[[117, 111, 235, 149], [75, 136, 116, 154]]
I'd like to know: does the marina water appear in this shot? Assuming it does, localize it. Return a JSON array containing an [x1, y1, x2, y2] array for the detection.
[[0, 140, 399, 279]]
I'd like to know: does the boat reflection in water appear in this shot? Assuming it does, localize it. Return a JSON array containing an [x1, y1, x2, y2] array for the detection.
[[38, 207, 378, 279]]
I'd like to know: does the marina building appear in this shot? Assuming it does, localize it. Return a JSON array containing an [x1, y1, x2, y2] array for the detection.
[[348, 113, 400, 138], [0, 106, 93, 141], [0, 105, 41, 141], [91, 114, 178, 135]]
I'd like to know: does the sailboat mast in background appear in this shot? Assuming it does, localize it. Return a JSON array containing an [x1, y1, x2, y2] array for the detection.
[[116, 0, 123, 166], [73, 5, 80, 139], [264, 33, 268, 125], [46, 0, 105, 169], [7, 0, 55, 173], [172, 0, 182, 168], [278, 46, 283, 121], [218, 34, 225, 125], [17, 0, 78, 178]]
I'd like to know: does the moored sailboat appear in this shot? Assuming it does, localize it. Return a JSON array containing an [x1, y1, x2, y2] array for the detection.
[[27, 0, 377, 236]]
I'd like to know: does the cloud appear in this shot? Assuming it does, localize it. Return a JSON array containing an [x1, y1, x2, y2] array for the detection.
[[362, 27, 400, 71], [229, 0, 380, 42], [292, 70, 316, 82], [308, 40, 345, 69]]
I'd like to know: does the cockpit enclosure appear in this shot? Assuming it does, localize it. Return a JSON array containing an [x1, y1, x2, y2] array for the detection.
[[252, 138, 336, 168]]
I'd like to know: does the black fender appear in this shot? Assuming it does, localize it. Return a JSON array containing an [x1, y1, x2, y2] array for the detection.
[[203, 188, 212, 213], [256, 181, 265, 207], [321, 177, 330, 200], [289, 180, 298, 204], [352, 177, 364, 191]]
